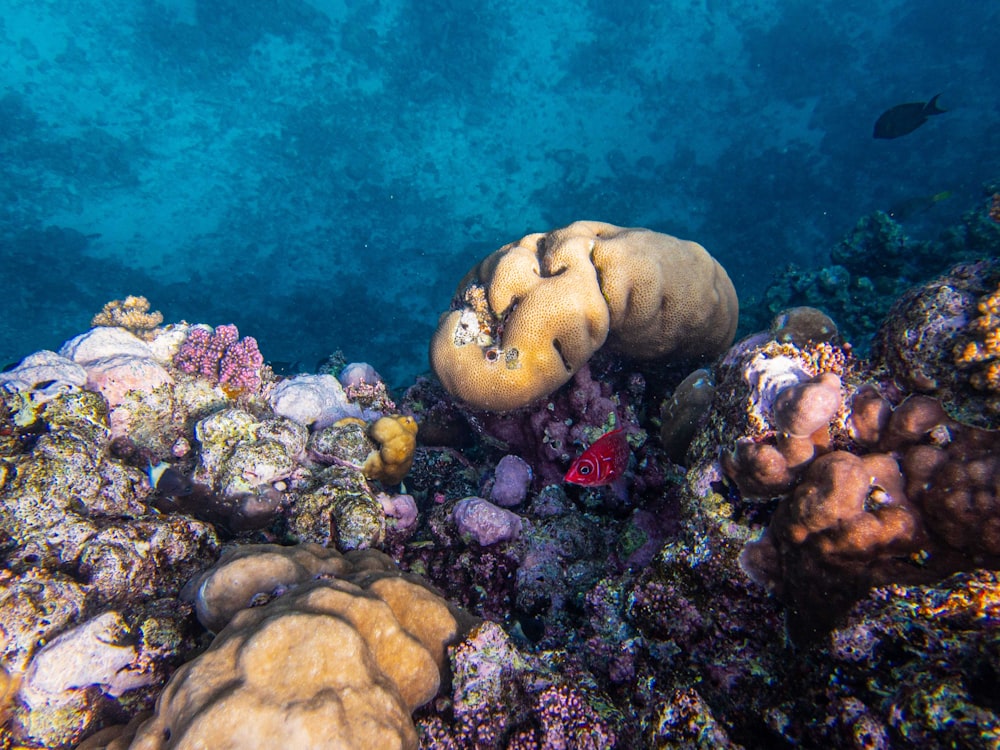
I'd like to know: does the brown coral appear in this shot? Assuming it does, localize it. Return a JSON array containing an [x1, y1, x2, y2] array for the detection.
[[772, 372, 842, 438], [739, 384, 1000, 638], [90, 295, 163, 340], [660, 368, 716, 463], [430, 221, 738, 411], [770, 306, 840, 347], [742, 450, 930, 638], [721, 371, 842, 499]]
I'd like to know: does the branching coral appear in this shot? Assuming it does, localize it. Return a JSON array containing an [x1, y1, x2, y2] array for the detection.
[[90, 295, 163, 340], [173, 324, 265, 396]]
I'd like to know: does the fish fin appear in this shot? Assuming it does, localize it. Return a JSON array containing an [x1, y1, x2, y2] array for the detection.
[[925, 93, 946, 114], [609, 476, 629, 503]]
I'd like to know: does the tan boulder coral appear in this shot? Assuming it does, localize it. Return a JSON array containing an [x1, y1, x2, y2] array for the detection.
[[127, 544, 476, 750], [186, 542, 384, 632], [431, 220, 738, 411]]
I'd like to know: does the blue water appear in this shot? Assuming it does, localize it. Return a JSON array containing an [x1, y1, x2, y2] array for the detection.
[[2, 0, 998, 386]]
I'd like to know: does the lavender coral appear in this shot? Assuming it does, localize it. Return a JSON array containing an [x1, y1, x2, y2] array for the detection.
[[173, 324, 264, 395]]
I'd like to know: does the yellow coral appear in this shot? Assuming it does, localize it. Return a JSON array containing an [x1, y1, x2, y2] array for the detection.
[[90, 295, 163, 340], [362, 415, 418, 485], [955, 282, 1000, 391], [430, 221, 739, 411]]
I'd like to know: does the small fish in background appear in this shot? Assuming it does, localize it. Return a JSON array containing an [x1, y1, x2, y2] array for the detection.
[[873, 94, 946, 139], [564, 427, 630, 487], [888, 190, 952, 221]]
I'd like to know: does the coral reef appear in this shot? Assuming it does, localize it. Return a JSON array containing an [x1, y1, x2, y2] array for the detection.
[[0, 389, 218, 746], [755, 191, 1000, 354], [3, 195, 1000, 750], [415, 621, 622, 749], [430, 221, 738, 411], [769, 571, 1000, 747]]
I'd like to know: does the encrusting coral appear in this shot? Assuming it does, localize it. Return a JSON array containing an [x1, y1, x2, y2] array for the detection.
[[430, 221, 738, 411], [954, 280, 1000, 391], [90, 295, 164, 341]]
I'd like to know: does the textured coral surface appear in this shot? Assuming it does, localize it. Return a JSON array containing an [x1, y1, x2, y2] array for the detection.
[[431, 221, 738, 411]]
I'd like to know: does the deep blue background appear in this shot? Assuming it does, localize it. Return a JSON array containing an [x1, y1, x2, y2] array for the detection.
[[2, 0, 997, 385]]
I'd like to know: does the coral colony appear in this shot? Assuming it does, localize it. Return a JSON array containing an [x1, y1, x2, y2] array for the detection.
[[1, 204, 1000, 750]]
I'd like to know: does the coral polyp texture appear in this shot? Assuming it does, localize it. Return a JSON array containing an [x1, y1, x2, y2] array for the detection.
[[954, 280, 1000, 391], [127, 544, 476, 750], [173, 323, 265, 396], [876, 260, 1000, 427], [430, 220, 738, 411]]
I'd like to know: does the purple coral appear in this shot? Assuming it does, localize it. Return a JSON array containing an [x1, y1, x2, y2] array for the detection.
[[453, 497, 522, 546], [174, 324, 264, 395], [489, 455, 533, 507]]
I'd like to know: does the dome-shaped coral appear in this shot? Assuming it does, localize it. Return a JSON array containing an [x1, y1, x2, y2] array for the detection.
[[430, 221, 738, 411], [127, 544, 476, 750]]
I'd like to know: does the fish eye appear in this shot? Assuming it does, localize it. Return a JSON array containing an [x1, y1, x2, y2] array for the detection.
[[579, 465, 591, 474]]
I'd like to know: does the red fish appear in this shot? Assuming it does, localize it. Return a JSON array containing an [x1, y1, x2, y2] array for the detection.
[[564, 428, 630, 486]]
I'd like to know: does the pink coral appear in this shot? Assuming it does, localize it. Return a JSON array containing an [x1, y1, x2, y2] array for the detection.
[[173, 324, 264, 395]]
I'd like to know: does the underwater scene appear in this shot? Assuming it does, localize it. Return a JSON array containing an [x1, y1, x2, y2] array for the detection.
[[1, 0, 999, 748]]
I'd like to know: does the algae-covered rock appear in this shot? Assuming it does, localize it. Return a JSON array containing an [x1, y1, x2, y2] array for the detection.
[[290, 464, 385, 550]]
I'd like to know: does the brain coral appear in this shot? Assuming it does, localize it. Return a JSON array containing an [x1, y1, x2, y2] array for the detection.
[[130, 544, 476, 750], [430, 221, 738, 411]]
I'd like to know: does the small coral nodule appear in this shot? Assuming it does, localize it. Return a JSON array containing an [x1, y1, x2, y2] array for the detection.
[[362, 415, 419, 485], [173, 324, 264, 396], [90, 295, 164, 340]]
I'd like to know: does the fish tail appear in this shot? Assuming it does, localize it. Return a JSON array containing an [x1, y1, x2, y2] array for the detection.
[[925, 93, 946, 115]]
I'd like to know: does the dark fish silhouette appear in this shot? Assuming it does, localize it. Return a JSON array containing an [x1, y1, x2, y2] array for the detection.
[[888, 190, 952, 220], [873, 94, 946, 139]]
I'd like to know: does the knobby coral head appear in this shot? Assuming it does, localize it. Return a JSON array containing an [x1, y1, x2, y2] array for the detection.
[[430, 220, 739, 411]]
